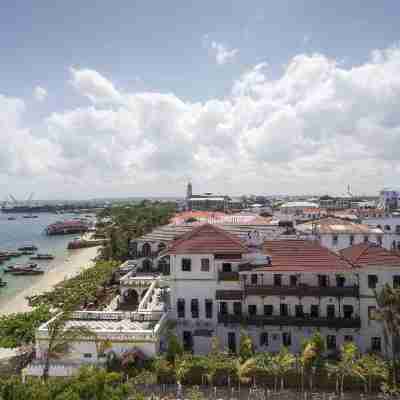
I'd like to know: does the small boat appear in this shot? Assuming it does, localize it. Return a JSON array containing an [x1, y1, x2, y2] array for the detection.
[[0, 278, 7, 287], [21, 250, 35, 256], [7, 251, 23, 258], [23, 215, 38, 219], [30, 253, 54, 260], [11, 269, 44, 276], [18, 245, 38, 252], [4, 263, 39, 273]]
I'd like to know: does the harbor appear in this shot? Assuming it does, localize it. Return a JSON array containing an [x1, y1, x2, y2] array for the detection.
[[0, 212, 99, 313]]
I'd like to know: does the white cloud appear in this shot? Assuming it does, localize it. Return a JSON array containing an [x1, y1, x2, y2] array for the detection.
[[69, 67, 122, 104], [202, 36, 239, 65], [3, 46, 400, 197], [33, 86, 48, 102]]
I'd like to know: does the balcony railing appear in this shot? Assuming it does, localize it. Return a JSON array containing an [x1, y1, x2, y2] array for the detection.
[[244, 285, 359, 298], [215, 290, 243, 300], [218, 313, 361, 329], [218, 271, 240, 281]]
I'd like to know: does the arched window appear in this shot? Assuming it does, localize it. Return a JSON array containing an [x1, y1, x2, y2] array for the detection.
[[142, 258, 153, 272], [142, 243, 151, 257]]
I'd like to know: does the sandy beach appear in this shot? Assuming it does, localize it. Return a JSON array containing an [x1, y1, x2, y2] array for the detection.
[[0, 246, 100, 316]]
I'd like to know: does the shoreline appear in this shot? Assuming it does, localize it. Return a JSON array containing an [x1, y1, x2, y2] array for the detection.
[[0, 246, 100, 316]]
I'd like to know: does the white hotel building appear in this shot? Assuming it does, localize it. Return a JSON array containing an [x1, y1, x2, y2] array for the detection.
[[26, 223, 400, 376]]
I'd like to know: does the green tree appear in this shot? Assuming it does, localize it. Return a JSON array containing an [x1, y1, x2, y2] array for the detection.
[[255, 347, 296, 392], [239, 330, 254, 361], [354, 354, 388, 393], [375, 284, 400, 386], [299, 332, 325, 392], [326, 342, 359, 396], [166, 333, 184, 364], [42, 307, 95, 381], [0, 306, 51, 348]]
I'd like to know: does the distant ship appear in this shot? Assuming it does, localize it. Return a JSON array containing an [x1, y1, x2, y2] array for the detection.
[[2, 205, 56, 213], [45, 220, 89, 235]]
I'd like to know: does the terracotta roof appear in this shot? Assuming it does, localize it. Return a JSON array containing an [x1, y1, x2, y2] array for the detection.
[[340, 243, 400, 268], [296, 217, 382, 235], [256, 240, 353, 272], [166, 223, 248, 254]]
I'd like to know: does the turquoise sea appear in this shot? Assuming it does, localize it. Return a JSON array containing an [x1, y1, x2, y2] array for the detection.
[[0, 212, 89, 302]]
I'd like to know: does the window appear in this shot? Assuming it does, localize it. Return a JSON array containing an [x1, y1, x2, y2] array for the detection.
[[222, 263, 232, 272], [182, 258, 191, 272], [282, 332, 291, 346], [274, 274, 282, 287], [310, 305, 319, 318], [318, 275, 328, 287], [295, 304, 304, 318], [183, 331, 193, 352], [233, 302, 242, 316], [177, 299, 185, 318], [343, 305, 354, 319], [83, 353, 92, 358], [327, 335, 336, 350], [396, 225, 400, 234], [201, 258, 210, 272], [327, 304, 335, 319], [251, 274, 258, 285], [264, 305, 273, 316], [191, 299, 199, 319], [290, 275, 298, 287], [349, 235, 354, 246], [332, 235, 338, 246], [344, 335, 353, 342], [394, 276, 400, 289], [377, 235, 382, 246], [368, 274, 378, 289], [371, 337, 381, 352], [260, 332, 269, 347], [368, 306, 377, 320], [220, 302, 228, 315], [364, 235, 369, 243], [385, 225, 392, 231], [228, 332, 236, 353], [336, 275, 345, 288], [248, 305, 257, 316], [280, 304, 288, 317], [205, 299, 213, 319]]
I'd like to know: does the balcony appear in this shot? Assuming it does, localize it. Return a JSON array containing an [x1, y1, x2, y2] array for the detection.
[[245, 285, 359, 298], [217, 313, 361, 329], [215, 290, 243, 300], [218, 271, 240, 281]]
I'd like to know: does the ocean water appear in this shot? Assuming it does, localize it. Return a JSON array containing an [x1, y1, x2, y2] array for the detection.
[[0, 212, 90, 302]]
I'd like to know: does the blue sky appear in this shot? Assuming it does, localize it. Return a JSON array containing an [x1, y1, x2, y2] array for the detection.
[[1, 1, 400, 199]]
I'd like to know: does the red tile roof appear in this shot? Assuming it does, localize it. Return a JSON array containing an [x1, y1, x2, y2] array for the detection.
[[166, 223, 248, 254], [340, 243, 400, 268], [257, 240, 352, 272]]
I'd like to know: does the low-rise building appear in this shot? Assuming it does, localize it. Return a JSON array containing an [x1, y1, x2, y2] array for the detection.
[[25, 223, 400, 377], [296, 217, 387, 251]]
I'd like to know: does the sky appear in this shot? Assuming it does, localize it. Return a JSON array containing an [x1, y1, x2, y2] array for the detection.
[[1, 0, 400, 199]]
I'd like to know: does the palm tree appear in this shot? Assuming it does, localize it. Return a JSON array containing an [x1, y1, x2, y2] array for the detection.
[[299, 332, 325, 392], [255, 347, 295, 392], [375, 284, 400, 385], [326, 342, 358, 396], [354, 354, 388, 393], [42, 308, 95, 381], [231, 357, 257, 395]]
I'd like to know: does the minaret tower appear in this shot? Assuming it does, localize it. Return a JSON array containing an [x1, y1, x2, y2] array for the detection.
[[186, 181, 193, 200], [186, 181, 193, 211]]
